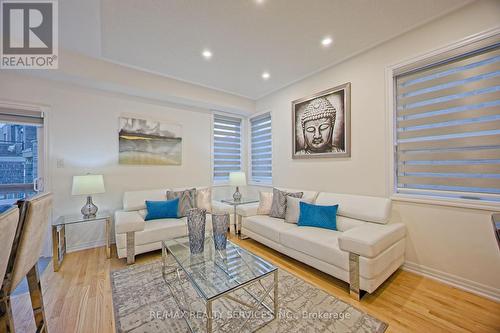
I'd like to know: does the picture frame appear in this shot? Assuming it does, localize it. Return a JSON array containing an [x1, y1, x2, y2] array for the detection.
[[292, 82, 351, 159], [118, 116, 182, 165]]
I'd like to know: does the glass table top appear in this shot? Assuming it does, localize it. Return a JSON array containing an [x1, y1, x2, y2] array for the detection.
[[162, 236, 276, 301], [53, 211, 111, 226], [220, 198, 259, 206]]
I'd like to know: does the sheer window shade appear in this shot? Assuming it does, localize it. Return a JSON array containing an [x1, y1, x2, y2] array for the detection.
[[250, 113, 272, 183], [395, 39, 500, 202], [213, 114, 242, 182]]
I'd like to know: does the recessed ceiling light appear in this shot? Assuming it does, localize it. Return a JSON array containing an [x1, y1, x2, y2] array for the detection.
[[202, 49, 212, 59], [321, 37, 333, 47], [255, 0, 265, 4], [262, 72, 270, 80]]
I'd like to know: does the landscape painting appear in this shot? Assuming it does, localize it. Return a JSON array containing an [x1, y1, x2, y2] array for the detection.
[[119, 117, 182, 165]]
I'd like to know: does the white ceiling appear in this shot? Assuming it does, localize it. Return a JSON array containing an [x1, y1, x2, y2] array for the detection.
[[60, 0, 471, 99]]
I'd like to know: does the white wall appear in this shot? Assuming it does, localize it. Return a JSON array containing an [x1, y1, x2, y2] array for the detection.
[[256, 0, 500, 300], [0, 72, 250, 251]]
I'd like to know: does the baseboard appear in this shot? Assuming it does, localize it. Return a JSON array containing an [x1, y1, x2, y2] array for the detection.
[[403, 261, 500, 302], [67, 239, 114, 253]]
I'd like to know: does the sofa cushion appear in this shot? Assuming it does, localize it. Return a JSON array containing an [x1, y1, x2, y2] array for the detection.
[[242, 215, 296, 243], [276, 187, 318, 202], [270, 188, 303, 219], [298, 202, 338, 230], [315, 192, 391, 224], [285, 196, 312, 224], [257, 191, 273, 215], [145, 198, 179, 220], [167, 188, 196, 217], [123, 189, 168, 211], [280, 227, 348, 270], [196, 187, 212, 213], [335, 215, 366, 232]]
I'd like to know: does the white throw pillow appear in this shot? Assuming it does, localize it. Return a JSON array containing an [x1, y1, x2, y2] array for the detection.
[[196, 187, 212, 213], [285, 196, 312, 224], [257, 191, 273, 215]]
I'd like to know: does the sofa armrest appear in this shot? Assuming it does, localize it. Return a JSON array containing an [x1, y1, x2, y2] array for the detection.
[[211, 201, 233, 214], [115, 210, 145, 234], [236, 203, 260, 217], [338, 223, 406, 258]]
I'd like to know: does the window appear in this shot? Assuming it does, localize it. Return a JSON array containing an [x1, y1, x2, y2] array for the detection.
[[393, 36, 500, 203], [250, 113, 272, 184], [0, 107, 44, 205], [213, 114, 242, 183]]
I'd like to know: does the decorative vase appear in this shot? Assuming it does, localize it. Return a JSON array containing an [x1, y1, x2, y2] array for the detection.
[[212, 213, 229, 250], [186, 208, 207, 254]]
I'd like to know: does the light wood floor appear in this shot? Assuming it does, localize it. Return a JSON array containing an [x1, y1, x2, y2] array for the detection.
[[11, 237, 500, 333]]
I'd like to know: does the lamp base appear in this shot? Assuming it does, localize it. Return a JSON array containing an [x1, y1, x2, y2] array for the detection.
[[81, 196, 98, 219], [233, 186, 242, 202]]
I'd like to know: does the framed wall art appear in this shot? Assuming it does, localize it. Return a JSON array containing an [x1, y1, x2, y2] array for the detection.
[[119, 116, 182, 165], [292, 82, 351, 159]]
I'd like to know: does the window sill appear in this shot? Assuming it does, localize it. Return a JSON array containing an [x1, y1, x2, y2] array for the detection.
[[391, 193, 500, 212], [212, 182, 231, 187], [247, 181, 273, 187]]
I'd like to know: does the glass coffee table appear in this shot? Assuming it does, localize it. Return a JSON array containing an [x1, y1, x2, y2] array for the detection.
[[162, 236, 278, 332]]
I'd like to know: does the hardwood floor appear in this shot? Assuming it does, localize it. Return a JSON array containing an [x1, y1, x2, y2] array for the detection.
[[11, 237, 500, 333]]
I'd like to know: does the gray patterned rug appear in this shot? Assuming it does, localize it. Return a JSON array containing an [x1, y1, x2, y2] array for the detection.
[[111, 261, 387, 333]]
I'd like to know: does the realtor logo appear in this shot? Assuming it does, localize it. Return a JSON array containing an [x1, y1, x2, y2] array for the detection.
[[1, 0, 58, 69]]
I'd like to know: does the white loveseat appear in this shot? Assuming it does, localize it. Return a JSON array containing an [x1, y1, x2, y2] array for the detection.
[[114, 187, 231, 264], [237, 188, 405, 299]]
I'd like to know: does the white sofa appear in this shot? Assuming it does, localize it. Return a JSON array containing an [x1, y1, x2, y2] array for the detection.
[[114, 187, 231, 264], [237, 188, 405, 299]]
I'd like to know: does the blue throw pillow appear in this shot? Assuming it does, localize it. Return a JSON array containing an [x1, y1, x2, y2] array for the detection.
[[145, 198, 179, 221], [297, 201, 338, 231]]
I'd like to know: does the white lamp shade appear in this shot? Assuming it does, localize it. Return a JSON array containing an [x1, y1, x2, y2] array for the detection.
[[229, 172, 247, 186], [72, 175, 105, 196]]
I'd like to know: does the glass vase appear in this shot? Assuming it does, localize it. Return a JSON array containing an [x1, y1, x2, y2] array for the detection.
[[186, 208, 206, 254], [212, 213, 229, 250]]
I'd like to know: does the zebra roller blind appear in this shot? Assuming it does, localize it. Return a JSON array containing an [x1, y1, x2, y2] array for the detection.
[[395, 38, 500, 202], [250, 113, 272, 183], [213, 114, 242, 182]]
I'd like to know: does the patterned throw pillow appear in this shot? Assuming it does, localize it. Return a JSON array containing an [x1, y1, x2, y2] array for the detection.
[[269, 188, 303, 219], [166, 188, 196, 217], [257, 191, 273, 215], [196, 187, 212, 213]]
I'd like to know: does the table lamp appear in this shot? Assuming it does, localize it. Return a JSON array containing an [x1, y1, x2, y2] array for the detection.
[[229, 172, 246, 202], [72, 174, 105, 218]]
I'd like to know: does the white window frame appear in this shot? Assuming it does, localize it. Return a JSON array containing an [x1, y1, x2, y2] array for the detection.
[[386, 28, 500, 211], [211, 111, 246, 186], [0, 100, 52, 255], [247, 110, 273, 186]]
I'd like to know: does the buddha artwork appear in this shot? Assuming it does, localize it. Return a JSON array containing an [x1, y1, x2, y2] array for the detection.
[[292, 83, 351, 158]]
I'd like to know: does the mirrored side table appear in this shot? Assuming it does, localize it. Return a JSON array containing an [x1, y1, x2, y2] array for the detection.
[[220, 198, 259, 236], [52, 211, 112, 272]]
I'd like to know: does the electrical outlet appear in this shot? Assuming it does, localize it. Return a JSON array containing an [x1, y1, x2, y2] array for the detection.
[[56, 159, 65, 168]]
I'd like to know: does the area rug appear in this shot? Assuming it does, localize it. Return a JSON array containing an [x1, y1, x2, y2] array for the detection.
[[111, 260, 387, 333]]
